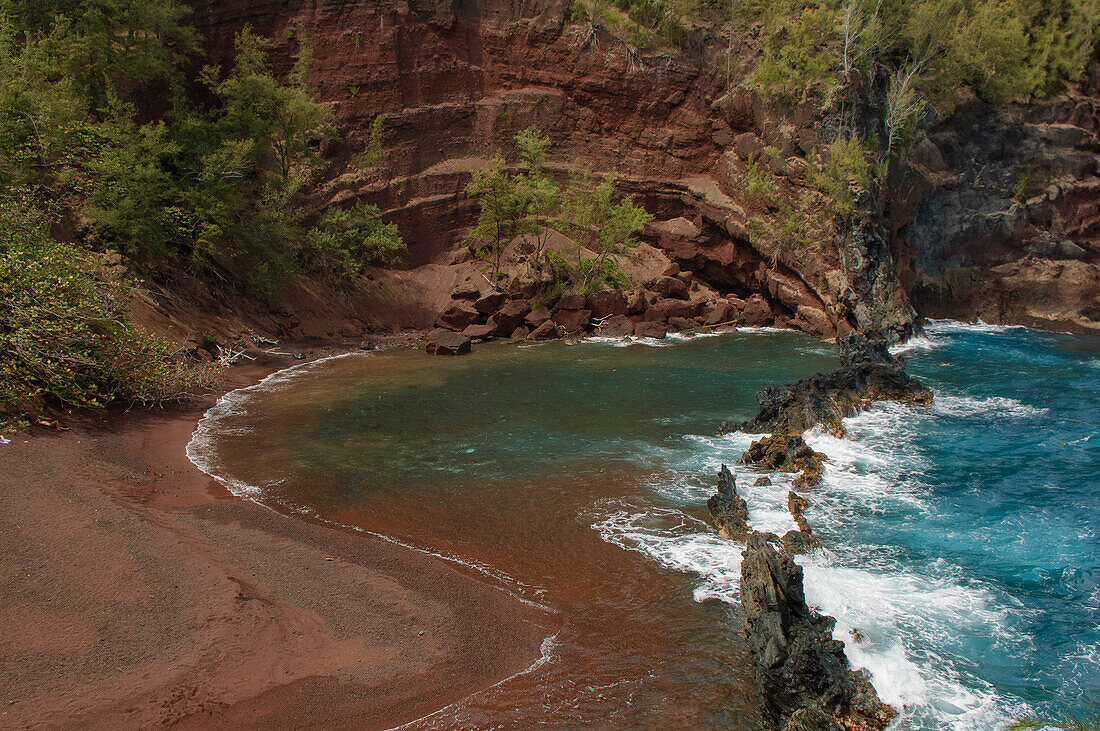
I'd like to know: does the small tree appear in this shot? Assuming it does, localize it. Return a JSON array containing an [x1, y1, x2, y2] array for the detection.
[[205, 27, 328, 186], [513, 127, 559, 278], [464, 155, 533, 287], [306, 201, 405, 280], [558, 173, 651, 292]]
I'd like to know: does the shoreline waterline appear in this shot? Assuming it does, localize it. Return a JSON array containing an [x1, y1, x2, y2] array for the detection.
[[186, 323, 1099, 729]]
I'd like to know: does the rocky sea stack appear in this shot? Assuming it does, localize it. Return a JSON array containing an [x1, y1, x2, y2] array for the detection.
[[740, 533, 895, 731]]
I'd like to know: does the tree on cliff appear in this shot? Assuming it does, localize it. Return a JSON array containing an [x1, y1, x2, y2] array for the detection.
[[464, 128, 652, 296], [557, 173, 651, 292], [464, 155, 535, 287]]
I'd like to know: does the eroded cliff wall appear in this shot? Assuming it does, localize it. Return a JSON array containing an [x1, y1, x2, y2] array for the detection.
[[182, 0, 1098, 341]]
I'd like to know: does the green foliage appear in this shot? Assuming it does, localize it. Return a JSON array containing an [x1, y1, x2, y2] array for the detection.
[[743, 160, 776, 201], [465, 155, 535, 285], [355, 114, 386, 169], [0, 193, 204, 428], [306, 201, 406, 279], [0, 0, 201, 108], [557, 172, 652, 291], [752, 0, 839, 101], [464, 128, 651, 296], [204, 27, 329, 185], [806, 136, 868, 215], [749, 0, 1100, 113], [1012, 172, 1029, 201], [747, 215, 767, 239]]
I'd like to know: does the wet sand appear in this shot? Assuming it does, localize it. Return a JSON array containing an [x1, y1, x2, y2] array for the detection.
[[0, 361, 554, 729]]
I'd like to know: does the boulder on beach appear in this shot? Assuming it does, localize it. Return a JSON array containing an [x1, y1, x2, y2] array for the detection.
[[425, 328, 472, 355]]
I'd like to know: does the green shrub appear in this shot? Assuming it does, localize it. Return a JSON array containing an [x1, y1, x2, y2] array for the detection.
[[806, 136, 868, 215], [0, 194, 204, 428], [747, 215, 767, 239], [306, 201, 406, 279], [744, 160, 776, 201]]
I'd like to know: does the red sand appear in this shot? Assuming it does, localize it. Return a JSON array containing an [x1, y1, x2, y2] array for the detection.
[[0, 363, 553, 729]]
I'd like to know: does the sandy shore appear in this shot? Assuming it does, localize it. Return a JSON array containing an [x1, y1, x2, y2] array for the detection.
[[0, 358, 554, 729]]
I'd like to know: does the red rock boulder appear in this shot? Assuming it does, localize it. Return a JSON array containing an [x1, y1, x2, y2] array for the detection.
[[425, 329, 471, 355]]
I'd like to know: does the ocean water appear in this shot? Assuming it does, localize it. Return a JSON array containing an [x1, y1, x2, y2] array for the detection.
[[189, 323, 1099, 729]]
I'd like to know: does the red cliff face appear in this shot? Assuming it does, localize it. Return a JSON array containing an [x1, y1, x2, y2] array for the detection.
[[184, 0, 1098, 339]]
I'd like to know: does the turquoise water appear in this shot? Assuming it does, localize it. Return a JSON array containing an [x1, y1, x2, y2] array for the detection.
[[189, 323, 1099, 729]]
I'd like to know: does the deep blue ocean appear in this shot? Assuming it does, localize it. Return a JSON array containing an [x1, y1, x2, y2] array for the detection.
[[190, 321, 1099, 729]]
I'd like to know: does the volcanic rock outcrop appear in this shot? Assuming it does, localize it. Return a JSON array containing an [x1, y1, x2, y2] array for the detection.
[[739, 434, 825, 489], [740, 532, 895, 731], [720, 335, 932, 437], [706, 464, 749, 540]]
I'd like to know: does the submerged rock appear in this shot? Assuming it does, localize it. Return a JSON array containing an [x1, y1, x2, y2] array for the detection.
[[740, 532, 895, 731], [721, 334, 932, 437], [706, 465, 749, 540]]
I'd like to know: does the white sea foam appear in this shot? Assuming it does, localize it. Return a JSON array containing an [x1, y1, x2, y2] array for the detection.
[[933, 393, 1049, 418], [735, 325, 789, 334], [591, 390, 1046, 730], [890, 334, 939, 354], [594, 506, 744, 604], [923, 318, 1029, 335], [186, 352, 368, 497]]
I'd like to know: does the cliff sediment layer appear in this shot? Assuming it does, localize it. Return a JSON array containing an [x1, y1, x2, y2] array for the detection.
[[168, 0, 1100, 348]]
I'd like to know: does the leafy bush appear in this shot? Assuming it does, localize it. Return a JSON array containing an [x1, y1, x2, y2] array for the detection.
[[743, 160, 776, 201], [0, 194, 205, 428], [306, 201, 406, 279], [806, 136, 868, 215]]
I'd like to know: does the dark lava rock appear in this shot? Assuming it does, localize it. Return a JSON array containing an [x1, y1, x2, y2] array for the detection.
[[739, 434, 825, 488], [740, 532, 895, 731], [425, 328, 472, 355], [434, 302, 480, 331], [634, 321, 668, 339], [707, 465, 749, 540], [780, 529, 816, 556], [721, 335, 932, 437], [787, 490, 812, 537]]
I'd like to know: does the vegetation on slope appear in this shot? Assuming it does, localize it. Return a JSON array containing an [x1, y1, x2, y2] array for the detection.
[[0, 0, 405, 426], [465, 128, 652, 301]]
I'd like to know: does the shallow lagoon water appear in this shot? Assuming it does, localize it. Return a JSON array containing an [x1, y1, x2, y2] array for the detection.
[[190, 324, 1099, 729]]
